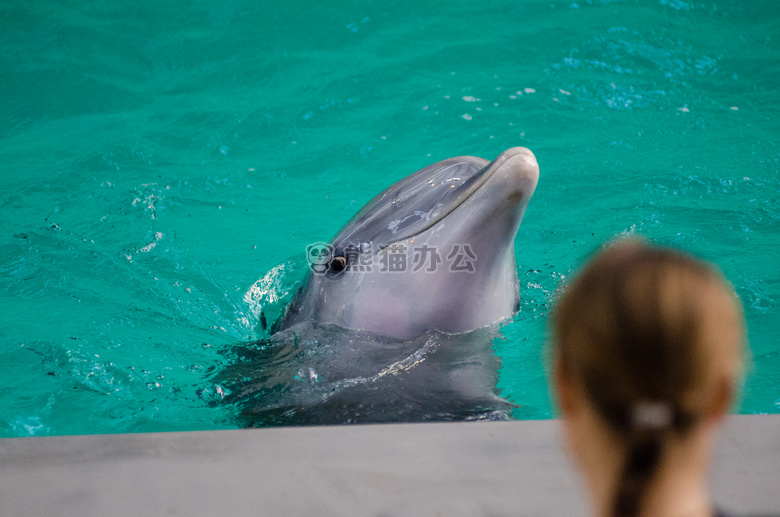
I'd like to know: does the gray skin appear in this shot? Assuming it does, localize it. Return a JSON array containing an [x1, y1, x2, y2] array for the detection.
[[278, 147, 539, 340]]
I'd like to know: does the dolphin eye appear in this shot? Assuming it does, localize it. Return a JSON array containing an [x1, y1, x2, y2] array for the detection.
[[330, 254, 347, 272]]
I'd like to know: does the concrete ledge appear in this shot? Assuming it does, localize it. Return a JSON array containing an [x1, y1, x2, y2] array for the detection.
[[1, 415, 778, 516]]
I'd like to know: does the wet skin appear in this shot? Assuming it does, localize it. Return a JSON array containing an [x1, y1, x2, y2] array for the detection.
[[278, 147, 540, 339]]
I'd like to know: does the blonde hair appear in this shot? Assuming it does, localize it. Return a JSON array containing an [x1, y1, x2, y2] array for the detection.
[[551, 238, 745, 517]]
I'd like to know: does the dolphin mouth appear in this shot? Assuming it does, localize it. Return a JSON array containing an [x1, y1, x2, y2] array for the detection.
[[379, 147, 532, 247], [380, 165, 494, 244], [330, 148, 534, 254], [397, 152, 516, 239]]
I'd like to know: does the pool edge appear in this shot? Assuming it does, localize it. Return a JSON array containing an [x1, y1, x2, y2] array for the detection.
[[1, 415, 778, 516]]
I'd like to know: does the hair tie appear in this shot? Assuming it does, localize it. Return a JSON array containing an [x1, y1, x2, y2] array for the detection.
[[631, 401, 673, 430]]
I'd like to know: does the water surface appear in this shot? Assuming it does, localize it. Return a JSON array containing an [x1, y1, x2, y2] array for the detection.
[[1, 0, 778, 436]]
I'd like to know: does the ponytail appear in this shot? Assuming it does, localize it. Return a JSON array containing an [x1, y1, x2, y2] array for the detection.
[[601, 402, 696, 517], [613, 431, 664, 517]]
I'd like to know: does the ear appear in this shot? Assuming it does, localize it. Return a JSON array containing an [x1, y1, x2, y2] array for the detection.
[[708, 376, 735, 424], [554, 355, 576, 418]]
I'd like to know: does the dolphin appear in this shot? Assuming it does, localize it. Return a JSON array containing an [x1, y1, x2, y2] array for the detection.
[[216, 147, 539, 426], [278, 147, 540, 339]]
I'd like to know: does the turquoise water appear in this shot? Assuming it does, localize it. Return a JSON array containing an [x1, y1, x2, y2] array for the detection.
[[1, 0, 778, 436]]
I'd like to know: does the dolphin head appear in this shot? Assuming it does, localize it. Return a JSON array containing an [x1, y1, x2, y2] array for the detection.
[[279, 147, 539, 339]]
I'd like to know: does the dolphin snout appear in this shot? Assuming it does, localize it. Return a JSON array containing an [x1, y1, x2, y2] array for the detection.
[[493, 147, 539, 199]]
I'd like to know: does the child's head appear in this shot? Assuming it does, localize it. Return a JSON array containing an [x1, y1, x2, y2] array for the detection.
[[551, 238, 745, 516]]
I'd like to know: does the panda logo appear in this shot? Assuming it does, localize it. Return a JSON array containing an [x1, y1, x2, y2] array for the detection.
[[306, 242, 333, 274]]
